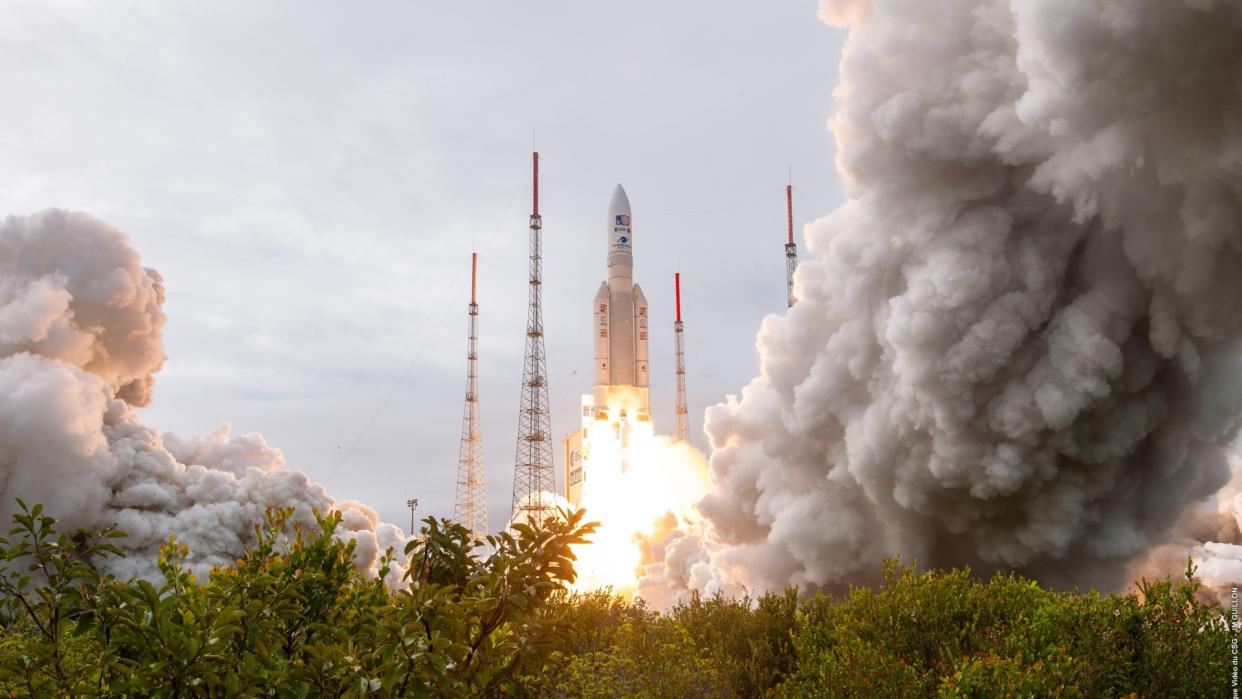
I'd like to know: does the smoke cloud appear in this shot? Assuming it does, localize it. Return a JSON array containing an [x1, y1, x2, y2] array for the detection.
[[659, 0, 1242, 599], [0, 209, 408, 583]]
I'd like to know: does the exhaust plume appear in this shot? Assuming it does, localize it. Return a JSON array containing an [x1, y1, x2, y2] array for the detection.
[[0, 209, 408, 583], [680, 0, 1242, 598]]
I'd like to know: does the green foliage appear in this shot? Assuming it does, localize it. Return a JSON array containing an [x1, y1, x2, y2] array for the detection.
[[0, 501, 597, 696], [0, 503, 1229, 698], [526, 590, 740, 698], [779, 559, 1230, 698], [0, 498, 121, 695], [541, 618, 727, 698], [669, 588, 799, 695]]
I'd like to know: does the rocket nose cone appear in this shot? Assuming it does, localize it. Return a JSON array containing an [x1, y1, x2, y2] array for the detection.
[[608, 184, 633, 255], [609, 185, 631, 216]]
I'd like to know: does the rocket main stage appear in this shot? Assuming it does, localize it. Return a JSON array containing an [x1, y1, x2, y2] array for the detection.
[[564, 185, 651, 506]]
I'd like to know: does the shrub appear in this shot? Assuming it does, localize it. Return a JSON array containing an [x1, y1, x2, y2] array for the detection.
[[0, 500, 597, 696], [539, 618, 727, 698], [0, 503, 1228, 697], [669, 589, 799, 695], [779, 559, 1229, 697]]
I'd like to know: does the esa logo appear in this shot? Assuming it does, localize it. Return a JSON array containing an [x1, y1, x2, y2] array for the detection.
[[614, 213, 631, 245]]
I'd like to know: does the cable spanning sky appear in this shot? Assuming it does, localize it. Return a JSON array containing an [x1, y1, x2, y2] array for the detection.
[[0, 2, 846, 530]]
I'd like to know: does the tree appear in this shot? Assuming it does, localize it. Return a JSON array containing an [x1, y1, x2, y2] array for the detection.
[[0, 501, 597, 696]]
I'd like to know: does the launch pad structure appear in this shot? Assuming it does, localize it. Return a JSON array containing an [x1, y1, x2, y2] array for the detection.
[[673, 272, 689, 443], [453, 252, 488, 541], [510, 152, 558, 523], [785, 183, 798, 308], [493, 160, 794, 519]]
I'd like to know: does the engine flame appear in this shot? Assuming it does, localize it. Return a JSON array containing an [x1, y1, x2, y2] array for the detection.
[[568, 388, 710, 597]]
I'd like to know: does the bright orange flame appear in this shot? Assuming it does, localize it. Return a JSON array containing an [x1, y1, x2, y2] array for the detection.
[[569, 388, 710, 596]]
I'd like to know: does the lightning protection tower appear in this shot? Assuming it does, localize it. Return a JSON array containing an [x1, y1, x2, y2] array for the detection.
[[510, 152, 557, 524], [454, 252, 488, 542], [673, 272, 690, 443], [785, 182, 798, 308]]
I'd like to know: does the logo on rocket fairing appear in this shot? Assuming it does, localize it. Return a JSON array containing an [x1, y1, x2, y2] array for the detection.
[[614, 213, 631, 246]]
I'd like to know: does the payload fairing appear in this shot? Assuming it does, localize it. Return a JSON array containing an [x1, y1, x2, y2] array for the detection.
[[565, 185, 651, 506]]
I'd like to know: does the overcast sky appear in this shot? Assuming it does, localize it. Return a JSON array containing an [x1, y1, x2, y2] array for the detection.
[[0, 2, 846, 531]]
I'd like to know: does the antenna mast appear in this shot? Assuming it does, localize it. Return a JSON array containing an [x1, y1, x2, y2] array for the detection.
[[510, 152, 557, 523], [454, 252, 488, 541], [785, 181, 798, 307], [673, 272, 689, 443]]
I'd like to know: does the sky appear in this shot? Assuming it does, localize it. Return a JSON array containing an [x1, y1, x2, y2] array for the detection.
[[0, 1, 846, 532]]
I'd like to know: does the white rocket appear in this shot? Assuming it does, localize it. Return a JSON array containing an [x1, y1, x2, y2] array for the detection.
[[591, 185, 650, 412], [565, 184, 651, 505]]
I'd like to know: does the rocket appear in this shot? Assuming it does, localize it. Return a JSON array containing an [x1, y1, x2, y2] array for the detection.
[[565, 184, 650, 506], [591, 185, 650, 412]]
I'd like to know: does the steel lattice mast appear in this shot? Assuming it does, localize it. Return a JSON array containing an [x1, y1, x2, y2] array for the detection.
[[673, 272, 689, 443], [454, 252, 488, 541], [785, 183, 798, 308], [510, 152, 556, 523]]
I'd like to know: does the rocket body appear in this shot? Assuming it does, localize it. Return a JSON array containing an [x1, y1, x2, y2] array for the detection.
[[594, 185, 650, 409], [567, 185, 650, 506]]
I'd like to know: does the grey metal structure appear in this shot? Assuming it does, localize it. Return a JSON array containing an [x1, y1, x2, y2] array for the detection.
[[454, 252, 488, 541], [785, 184, 798, 308], [510, 152, 557, 523], [674, 272, 689, 443]]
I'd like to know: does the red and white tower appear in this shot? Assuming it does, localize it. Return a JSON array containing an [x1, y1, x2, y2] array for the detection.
[[673, 272, 689, 443], [785, 182, 798, 308], [454, 252, 487, 541], [510, 152, 557, 523]]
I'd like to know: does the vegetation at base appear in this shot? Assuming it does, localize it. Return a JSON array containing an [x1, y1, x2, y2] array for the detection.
[[0, 500, 1230, 697]]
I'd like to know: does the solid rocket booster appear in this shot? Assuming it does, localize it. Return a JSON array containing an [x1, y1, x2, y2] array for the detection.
[[633, 283, 648, 387], [593, 281, 610, 386], [592, 185, 650, 407]]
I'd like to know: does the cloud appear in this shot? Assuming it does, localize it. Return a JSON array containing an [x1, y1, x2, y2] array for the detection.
[[681, 0, 1242, 596], [0, 210, 408, 582]]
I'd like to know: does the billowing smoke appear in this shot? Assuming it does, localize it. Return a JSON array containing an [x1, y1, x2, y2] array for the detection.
[[659, 0, 1242, 599], [0, 209, 409, 583]]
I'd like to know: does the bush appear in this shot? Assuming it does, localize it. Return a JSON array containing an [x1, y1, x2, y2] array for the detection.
[[0, 500, 597, 696], [0, 503, 1228, 697], [669, 589, 799, 695], [539, 618, 727, 698], [779, 559, 1229, 697]]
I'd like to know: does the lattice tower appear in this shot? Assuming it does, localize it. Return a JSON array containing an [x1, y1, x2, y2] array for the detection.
[[454, 252, 488, 541], [785, 183, 798, 308], [674, 272, 689, 443], [510, 152, 557, 523]]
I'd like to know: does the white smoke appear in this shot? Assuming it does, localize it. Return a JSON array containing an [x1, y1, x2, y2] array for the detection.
[[0, 209, 409, 582], [653, 0, 1242, 599]]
